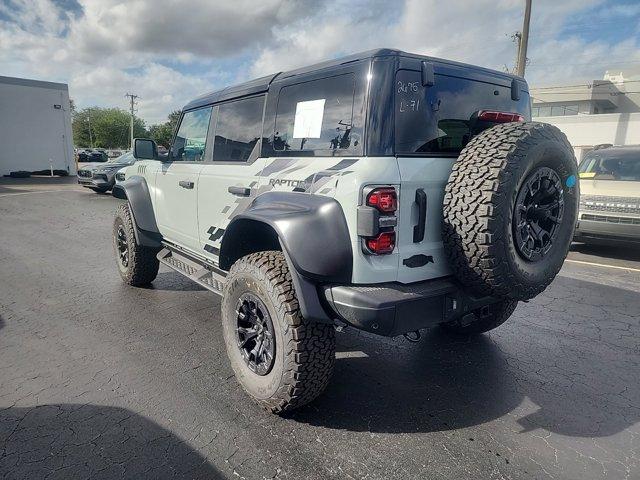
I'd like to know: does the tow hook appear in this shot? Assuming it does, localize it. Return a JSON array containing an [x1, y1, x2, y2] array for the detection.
[[403, 330, 421, 343]]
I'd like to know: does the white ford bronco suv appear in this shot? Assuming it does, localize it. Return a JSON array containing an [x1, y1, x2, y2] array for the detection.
[[112, 49, 579, 413]]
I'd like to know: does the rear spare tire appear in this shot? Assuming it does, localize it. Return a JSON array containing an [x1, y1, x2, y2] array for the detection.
[[443, 122, 578, 301]]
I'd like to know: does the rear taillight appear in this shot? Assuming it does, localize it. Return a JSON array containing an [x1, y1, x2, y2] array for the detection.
[[367, 187, 397, 213], [366, 231, 396, 255], [361, 186, 397, 255], [478, 110, 525, 123]]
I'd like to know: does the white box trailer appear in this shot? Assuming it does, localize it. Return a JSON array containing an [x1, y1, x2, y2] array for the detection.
[[0, 76, 75, 177]]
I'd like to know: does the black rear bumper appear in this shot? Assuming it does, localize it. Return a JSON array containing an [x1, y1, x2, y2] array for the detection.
[[322, 277, 499, 336]]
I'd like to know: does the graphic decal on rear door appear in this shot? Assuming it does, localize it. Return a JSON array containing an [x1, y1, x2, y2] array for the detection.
[[201, 158, 359, 259]]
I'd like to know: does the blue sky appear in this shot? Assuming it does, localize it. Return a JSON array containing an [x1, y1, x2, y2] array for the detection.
[[1, 0, 639, 124]]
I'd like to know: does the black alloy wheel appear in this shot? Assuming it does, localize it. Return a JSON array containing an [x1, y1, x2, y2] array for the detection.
[[116, 225, 129, 268], [513, 166, 565, 262], [235, 293, 276, 376]]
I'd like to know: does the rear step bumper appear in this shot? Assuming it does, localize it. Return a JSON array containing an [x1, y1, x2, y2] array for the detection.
[[322, 278, 499, 336]]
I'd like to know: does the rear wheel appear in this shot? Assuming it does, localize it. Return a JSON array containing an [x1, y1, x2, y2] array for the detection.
[[113, 203, 160, 286], [440, 299, 518, 335], [443, 122, 579, 301], [221, 251, 335, 414]]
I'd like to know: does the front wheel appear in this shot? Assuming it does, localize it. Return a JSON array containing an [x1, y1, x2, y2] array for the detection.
[[113, 203, 160, 286], [440, 299, 518, 335], [221, 251, 335, 414]]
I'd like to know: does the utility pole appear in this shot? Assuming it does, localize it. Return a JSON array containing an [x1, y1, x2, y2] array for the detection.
[[125, 93, 138, 150], [512, 32, 522, 74], [86, 115, 93, 148], [516, 0, 532, 77]]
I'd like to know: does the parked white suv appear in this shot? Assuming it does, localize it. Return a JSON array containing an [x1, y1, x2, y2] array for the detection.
[[112, 49, 579, 413], [575, 145, 640, 246]]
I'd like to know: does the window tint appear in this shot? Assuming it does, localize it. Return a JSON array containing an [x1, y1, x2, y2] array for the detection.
[[172, 107, 212, 161], [274, 74, 355, 153], [212, 96, 264, 162], [395, 71, 530, 155]]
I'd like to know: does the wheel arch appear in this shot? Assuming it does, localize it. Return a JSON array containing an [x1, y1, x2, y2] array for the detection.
[[219, 191, 353, 283], [219, 219, 282, 271], [112, 176, 162, 248], [219, 192, 353, 323]]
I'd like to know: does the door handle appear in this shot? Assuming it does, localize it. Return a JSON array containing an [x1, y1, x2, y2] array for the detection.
[[178, 180, 194, 189], [228, 186, 251, 197], [413, 188, 427, 243]]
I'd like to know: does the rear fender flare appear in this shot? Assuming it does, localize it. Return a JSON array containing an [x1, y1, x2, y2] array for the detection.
[[220, 192, 353, 283]]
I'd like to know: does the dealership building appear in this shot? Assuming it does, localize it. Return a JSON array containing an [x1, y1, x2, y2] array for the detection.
[[531, 70, 640, 162], [0, 76, 75, 177]]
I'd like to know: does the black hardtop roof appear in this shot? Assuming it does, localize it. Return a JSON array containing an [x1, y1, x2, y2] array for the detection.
[[183, 48, 525, 111]]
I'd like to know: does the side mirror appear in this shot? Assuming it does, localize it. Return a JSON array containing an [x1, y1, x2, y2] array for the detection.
[[133, 138, 158, 160]]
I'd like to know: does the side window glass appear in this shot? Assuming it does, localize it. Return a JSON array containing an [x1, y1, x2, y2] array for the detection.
[[212, 96, 264, 162], [172, 107, 212, 162], [274, 74, 355, 154]]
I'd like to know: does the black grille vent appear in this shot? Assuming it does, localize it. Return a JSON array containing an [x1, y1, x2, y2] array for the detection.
[[580, 195, 640, 214], [582, 214, 640, 225]]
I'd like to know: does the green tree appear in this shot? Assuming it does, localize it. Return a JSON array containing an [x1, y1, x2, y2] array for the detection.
[[72, 107, 147, 149], [149, 110, 181, 147]]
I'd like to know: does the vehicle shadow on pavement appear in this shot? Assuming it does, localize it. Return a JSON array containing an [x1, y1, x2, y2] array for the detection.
[[571, 242, 640, 261], [289, 278, 639, 438], [0, 404, 222, 479], [145, 271, 207, 292]]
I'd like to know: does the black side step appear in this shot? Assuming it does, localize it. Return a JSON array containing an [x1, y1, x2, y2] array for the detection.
[[157, 247, 226, 295]]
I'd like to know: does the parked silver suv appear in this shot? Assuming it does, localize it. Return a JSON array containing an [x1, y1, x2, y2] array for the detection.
[[78, 151, 134, 193]]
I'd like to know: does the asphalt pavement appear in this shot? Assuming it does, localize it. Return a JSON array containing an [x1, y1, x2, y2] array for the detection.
[[0, 177, 639, 479]]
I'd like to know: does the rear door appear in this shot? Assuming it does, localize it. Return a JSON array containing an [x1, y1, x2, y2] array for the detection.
[[197, 96, 267, 260], [394, 67, 531, 283], [155, 106, 212, 251]]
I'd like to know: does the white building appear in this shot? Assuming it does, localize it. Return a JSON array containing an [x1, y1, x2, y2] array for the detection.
[[0, 76, 75, 177], [530, 71, 640, 162], [530, 72, 640, 161]]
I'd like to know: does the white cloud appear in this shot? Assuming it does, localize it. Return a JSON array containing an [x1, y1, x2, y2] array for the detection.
[[1, 0, 638, 125]]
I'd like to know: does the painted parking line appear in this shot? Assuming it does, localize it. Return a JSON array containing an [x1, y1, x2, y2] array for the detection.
[[565, 259, 640, 273]]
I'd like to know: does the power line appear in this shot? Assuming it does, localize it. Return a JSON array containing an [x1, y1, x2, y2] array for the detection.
[[533, 79, 640, 91], [529, 59, 640, 68], [532, 91, 640, 95]]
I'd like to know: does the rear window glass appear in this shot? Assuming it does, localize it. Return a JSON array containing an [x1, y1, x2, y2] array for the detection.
[[274, 74, 355, 154], [579, 151, 640, 181], [395, 71, 531, 155], [213, 95, 265, 162]]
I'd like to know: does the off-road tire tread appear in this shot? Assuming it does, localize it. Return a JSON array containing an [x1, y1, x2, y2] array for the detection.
[[225, 251, 335, 414], [114, 203, 159, 286], [442, 122, 574, 300], [441, 299, 518, 335]]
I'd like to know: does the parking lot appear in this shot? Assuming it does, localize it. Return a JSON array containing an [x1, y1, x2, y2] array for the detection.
[[0, 177, 639, 480]]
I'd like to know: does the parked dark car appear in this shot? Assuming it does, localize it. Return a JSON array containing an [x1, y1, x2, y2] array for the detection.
[[77, 149, 90, 162], [88, 150, 108, 162]]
